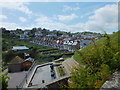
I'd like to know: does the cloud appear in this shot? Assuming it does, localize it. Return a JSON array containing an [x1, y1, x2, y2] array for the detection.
[[1, 4, 117, 33], [35, 15, 53, 23], [0, 22, 22, 30], [86, 4, 118, 33], [62, 5, 80, 12], [32, 14, 84, 32], [57, 13, 78, 22], [80, 11, 94, 19], [19, 17, 27, 22], [34, 4, 118, 33], [0, 2, 32, 15], [0, 14, 7, 20]]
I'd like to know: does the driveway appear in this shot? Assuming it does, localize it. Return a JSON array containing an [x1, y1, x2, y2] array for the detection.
[[4, 69, 28, 88]]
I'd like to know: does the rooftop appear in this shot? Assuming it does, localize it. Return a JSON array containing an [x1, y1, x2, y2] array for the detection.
[[25, 57, 34, 62], [9, 56, 24, 64], [12, 46, 29, 51]]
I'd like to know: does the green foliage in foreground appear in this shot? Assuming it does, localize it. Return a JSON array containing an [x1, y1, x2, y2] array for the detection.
[[0, 68, 10, 90], [70, 31, 119, 88]]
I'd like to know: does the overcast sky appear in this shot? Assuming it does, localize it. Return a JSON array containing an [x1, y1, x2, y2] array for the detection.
[[0, 1, 118, 33]]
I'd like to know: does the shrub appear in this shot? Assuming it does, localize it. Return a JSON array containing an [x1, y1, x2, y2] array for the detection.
[[0, 68, 10, 90]]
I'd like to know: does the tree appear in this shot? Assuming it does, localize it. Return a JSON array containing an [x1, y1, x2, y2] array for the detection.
[[2, 50, 15, 65], [30, 47, 38, 58], [38, 27, 42, 31]]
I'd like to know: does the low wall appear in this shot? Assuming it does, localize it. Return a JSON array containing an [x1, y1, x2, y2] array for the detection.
[[30, 75, 71, 89], [100, 71, 120, 89]]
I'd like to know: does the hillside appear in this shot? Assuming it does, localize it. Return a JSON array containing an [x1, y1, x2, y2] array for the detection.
[[74, 31, 119, 62], [2, 34, 74, 68], [70, 31, 120, 88]]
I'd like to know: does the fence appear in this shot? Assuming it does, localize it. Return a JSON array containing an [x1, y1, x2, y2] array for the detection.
[[17, 62, 36, 89]]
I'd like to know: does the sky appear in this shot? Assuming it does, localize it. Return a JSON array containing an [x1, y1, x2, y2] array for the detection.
[[0, 1, 118, 33]]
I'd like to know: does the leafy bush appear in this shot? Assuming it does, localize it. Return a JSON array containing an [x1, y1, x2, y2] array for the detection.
[[0, 68, 10, 90]]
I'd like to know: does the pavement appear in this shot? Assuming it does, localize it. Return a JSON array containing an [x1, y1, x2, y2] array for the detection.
[[4, 69, 28, 88]]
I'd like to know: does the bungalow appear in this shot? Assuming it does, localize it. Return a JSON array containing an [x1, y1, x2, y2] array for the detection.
[[8, 56, 24, 73], [12, 46, 29, 51], [67, 41, 74, 52], [72, 41, 80, 51], [8, 56, 34, 73], [61, 34, 69, 38], [20, 34, 29, 40], [20, 34, 25, 39], [63, 41, 69, 50], [24, 30, 30, 35], [46, 33, 57, 37], [63, 40, 80, 52], [35, 31, 43, 37]]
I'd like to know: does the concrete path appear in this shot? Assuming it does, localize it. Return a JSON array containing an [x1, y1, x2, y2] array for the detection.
[[62, 57, 79, 75]]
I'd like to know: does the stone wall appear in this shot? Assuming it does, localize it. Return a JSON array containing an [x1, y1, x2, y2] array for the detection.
[[100, 71, 120, 90]]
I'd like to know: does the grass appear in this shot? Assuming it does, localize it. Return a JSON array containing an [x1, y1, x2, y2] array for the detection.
[[57, 66, 66, 77], [63, 57, 71, 60], [55, 61, 61, 63]]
